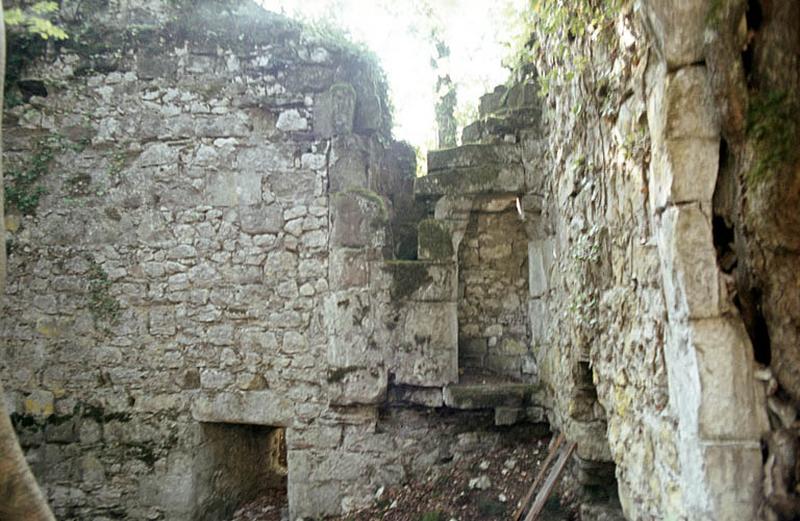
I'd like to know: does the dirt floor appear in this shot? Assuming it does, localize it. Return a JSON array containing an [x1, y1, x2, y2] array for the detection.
[[229, 432, 577, 521]]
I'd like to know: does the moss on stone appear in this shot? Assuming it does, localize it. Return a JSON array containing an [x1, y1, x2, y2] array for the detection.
[[746, 90, 798, 185], [86, 258, 121, 326], [416, 165, 503, 197], [417, 219, 453, 259], [384, 260, 433, 301]]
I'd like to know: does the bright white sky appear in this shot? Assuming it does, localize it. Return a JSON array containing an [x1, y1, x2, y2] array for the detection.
[[257, 0, 526, 149]]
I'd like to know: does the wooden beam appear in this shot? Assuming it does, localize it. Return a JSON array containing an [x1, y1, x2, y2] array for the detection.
[[512, 433, 565, 521], [523, 440, 577, 521]]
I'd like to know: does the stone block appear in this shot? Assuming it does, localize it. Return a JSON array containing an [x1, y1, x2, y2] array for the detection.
[[387, 386, 444, 408], [702, 443, 763, 521], [204, 171, 238, 206], [479, 85, 507, 117], [378, 261, 456, 302], [329, 249, 369, 289], [505, 81, 539, 110], [417, 219, 454, 260], [329, 136, 368, 192], [692, 317, 769, 441], [641, 0, 708, 68], [23, 390, 54, 418], [416, 164, 525, 198], [427, 143, 521, 173], [288, 451, 343, 519], [462, 120, 483, 144], [191, 391, 292, 426], [494, 407, 523, 426], [240, 204, 284, 234], [330, 190, 387, 248], [328, 366, 388, 406], [324, 290, 375, 368], [486, 354, 522, 376], [529, 299, 548, 345], [314, 83, 356, 138], [651, 137, 719, 208], [528, 241, 549, 297], [658, 204, 720, 319], [392, 302, 458, 386], [276, 109, 308, 132], [443, 383, 537, 410], [236, 170, 263, 206], [662, 66, 719, 141]]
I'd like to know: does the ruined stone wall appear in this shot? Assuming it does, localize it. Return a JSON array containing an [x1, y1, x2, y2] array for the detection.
[[0, 1, 503, 519], [517, 1, 772, 519]]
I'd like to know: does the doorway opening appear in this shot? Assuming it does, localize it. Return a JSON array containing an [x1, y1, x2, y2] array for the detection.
[[193, 423, 287, 521]]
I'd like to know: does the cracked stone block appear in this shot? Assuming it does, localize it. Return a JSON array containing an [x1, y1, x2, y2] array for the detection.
[[328, 366, 388, 406], [641, 0, 708, 68], [392, 302, 458, 386], [657, 204, 720, 320], [692, 317, 769, 441], [427, 143, 520, 173], [329, 136, 368, 193], [191, 391, 292, 426], [314, 82, 356, 138], [330, 190, 386, 248]]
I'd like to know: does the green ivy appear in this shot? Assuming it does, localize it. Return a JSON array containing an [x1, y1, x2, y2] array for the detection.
[[3, 137, 57, 215], [86, 258, 121, 326], [509, 0, 623, 97], [5, 2, 68, 40]]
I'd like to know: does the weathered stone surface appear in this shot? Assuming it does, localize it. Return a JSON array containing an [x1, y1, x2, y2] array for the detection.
[[377, 261, 456, 302], [330, 190, 387, 248], [657, 204, 720, 319], [392, 302, 459, 387], [328, 366, 388, 405], [641, 0, 708, 68], [240, 204, 284, 234], [443, 383, 539, 410], [691, 318, 769, 441], [427, 143, 521, 173], [415, 163, 526, 197], [191, 391, 293, 426], [329, 136, 368, 192], [314, 82, 357, 137], [417, 219, 454, 260]]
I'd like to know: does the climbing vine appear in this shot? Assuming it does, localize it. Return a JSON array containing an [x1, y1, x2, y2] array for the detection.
[[3, 137, 57, 215], [509, 0, 623, 97], [86, 258, 121, 327]]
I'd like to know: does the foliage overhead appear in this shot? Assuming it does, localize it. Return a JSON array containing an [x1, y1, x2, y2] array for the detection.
[[5, 1, 68, 40]]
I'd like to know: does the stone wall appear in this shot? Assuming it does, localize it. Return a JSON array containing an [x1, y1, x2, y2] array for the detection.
[[0, 1, 549, 520], [506, 1, 775, 519], [457, 204, 531, 381]]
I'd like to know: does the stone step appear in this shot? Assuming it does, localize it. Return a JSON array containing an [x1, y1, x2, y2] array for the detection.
[[461, 107, 542, 144], [443, 381, 540, 410], [415, 163, 526, 198], [427, 143, 520, 172]]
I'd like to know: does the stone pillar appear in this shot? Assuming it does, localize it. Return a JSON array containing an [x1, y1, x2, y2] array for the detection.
[[643, 1, 769, 518]]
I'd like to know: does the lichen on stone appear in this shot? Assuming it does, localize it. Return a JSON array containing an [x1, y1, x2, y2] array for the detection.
[[383, 260, 434, 301]]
